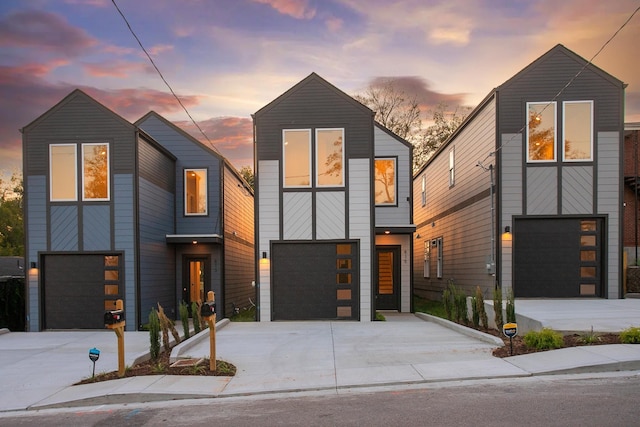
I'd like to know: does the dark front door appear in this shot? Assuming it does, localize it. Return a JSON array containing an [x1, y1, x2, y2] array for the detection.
[[375, 246, 400, 310], [182, 256, 208, 306]]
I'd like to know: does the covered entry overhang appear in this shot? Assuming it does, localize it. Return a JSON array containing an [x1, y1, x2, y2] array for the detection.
[[374, 225, 415, 314], [375, 225, 416, 235], [165, 234, 223, 245]]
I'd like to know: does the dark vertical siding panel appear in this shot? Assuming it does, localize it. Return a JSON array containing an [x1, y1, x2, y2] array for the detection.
[[138, 137, 175, 192], [113, 174, 136, 326]]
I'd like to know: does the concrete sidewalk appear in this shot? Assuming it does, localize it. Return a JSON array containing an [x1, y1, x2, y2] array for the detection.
[[1, 307, 639, 412]]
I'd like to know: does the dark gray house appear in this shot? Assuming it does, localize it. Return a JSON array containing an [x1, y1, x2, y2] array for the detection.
[[22, 90, 254, 331], [413, 44, 625, 300], [253, 73, 415, 321]]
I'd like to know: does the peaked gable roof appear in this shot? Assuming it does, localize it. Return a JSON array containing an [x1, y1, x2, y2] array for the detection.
[[21, 89, 134, 133], [253, 72, 373, 118], [498, 44, 625, 91]]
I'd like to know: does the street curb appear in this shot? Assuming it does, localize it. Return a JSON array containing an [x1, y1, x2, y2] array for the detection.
[[415, 312, 505, 346]]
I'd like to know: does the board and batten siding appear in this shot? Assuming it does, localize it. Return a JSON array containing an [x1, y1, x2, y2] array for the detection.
[[348, 158, 372, 321], [597, 131, 621, 298], [413, 97, 496, 298], [113, 173, 137, 329], [374, 126, 412, 226], [26, 175, 47, 331], [258, 160, 279, 321], [222, 164, 255, 317]]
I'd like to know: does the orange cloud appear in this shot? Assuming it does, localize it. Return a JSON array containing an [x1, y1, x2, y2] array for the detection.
[[252, 0, 316, 19], [83, 61, 153, 78]]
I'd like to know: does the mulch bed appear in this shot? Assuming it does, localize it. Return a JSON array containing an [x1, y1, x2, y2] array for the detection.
[[75, 347, 236, 385]]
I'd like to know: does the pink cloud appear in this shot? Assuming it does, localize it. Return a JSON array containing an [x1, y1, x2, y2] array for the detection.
[[252, 0, 316, 19], [83, 60, 153, 78], [365, 76, 469, 111], [147, 44, 175, 56], [0, 10, 97, 57]]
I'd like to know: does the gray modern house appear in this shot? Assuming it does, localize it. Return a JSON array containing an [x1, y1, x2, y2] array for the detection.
[[22, 90, 254, 331], [413, 44, 625, 300], [253, 73, 415, 321]]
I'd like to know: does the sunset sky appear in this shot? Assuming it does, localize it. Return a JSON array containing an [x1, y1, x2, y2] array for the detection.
[[1, 0, 639, 176]]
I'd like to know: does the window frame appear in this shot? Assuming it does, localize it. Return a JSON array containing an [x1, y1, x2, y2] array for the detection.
[[562, 100, 593, 162], [526, 101, 557, 163], [49, 143, 78, 202], [283, 129, 312, 188], [184, 168, 208, 216], [421, 174, 426, 207], [423, 240, 430, 278], [82, 143, 110, 201], [315, 128, 345, 188], [436, 237, 443, 279], [448, 147, 455, 188], [374, 156, 397, 206]]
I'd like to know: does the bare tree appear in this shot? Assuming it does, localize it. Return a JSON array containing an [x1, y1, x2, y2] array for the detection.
[[353, 78, 423, 143]]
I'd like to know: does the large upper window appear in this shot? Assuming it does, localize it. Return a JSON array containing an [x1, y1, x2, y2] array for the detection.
[[82, 143, 109, 200], [185, 169, 207, 215], [283, 129, 311, 187], [374, 158, 396, 205], [563, 101, 593, 162], [527, 102, 556, 162], [316, 128, 344, 187], [50, 144, 77, 201]]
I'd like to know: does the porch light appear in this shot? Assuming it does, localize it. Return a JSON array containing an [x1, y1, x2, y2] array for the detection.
[[504, 226, 510, 234]]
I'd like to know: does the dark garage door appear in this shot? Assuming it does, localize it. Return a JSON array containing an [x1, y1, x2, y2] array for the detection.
[[272, 242, 358, 320], [43, 254, 121, 329], [514, 218, 602, 297]]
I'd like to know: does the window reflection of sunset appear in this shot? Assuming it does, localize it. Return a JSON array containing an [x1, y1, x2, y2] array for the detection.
[[284, 129, 311, 187], [564, 101, 592, 161], [527, 102, 556, 162], [50, 144, 77, 201], [316, 129, 343, 187], [83, 143, 109, 200]]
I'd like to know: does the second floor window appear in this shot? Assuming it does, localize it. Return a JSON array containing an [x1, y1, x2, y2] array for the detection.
[[185, 169, 207, 215], [316, 129, 344, 187], [421, 175, 426, 206], [82, 143, 109, 200], [50, 143, 110, 202], [449, 147, 455, 188], [527, 102, 557, 162], [374, 157, 396, 205], [283, 128, 344, 188], [563, 101, 593, 161]]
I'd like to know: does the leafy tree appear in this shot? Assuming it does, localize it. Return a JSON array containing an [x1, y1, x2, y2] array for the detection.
[[238, 165, 254, 191], [413, 103, 470, 171], [0, 172, 24, 256]]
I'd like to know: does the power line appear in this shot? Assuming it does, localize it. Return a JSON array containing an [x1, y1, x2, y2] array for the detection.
[[110, 0, 220, 154], [478, 4, 640, 168]]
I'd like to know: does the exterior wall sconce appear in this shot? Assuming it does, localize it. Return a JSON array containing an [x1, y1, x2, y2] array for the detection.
[[262, 251, 267, 259], [415, 233, 421, 239], [504, 226, 510, 234], [30, 261, 37, 269], [192, 240, 198, 245]]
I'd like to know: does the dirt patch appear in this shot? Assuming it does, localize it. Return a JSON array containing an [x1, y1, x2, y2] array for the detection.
[[75, 348, 236, 385]]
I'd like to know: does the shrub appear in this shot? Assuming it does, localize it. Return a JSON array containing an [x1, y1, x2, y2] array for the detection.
[[191, 301, 202, 334], [493, 285, 504, 331], [506, 289, 516, 323], [620, 326, 640, 344], [454, 290, 468, 325], [179, 301, 190, 340], [475, 286, 488, 329], [148, 308, 161, 361], [523, 328, 564, 350], [578, 326, 601, 345], [443, 286, 454, 321], [471, 295, 479, 328]]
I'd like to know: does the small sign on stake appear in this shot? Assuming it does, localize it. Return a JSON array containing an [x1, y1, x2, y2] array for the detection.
[[502, 323, 518, 356], [89, 347, 100, 378]]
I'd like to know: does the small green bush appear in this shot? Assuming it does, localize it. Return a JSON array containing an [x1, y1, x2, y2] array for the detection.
[[454, 291, 468, 325], [443, 286, 454, 321], [148, 308, 161, 361], [191, 301, 202, 334], [179, 301, 190, 340], [471, 295, 479, 328], [620, 326, 640, 344], [578, 326, 601, 345], [523, 328, 564, 350], [375, 312, 386, 321], [493, 285, 504, 331]]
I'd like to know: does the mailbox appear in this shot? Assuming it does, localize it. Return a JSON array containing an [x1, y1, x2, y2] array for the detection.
[[104, 309, 125, 325], [201, 301, 216, 317]]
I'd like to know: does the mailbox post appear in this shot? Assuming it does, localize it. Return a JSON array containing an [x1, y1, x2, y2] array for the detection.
[[201, 291, 217, 371], [105, 299, 126, 377]]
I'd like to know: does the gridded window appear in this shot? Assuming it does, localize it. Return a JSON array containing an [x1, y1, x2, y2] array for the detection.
[[185, 169, 207, 215], [527, 102, 556, 162]]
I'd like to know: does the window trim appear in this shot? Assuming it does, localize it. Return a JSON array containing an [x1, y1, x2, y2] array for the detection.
[[315, 128, 345, 188], [562, 100, 593, 162], [435, 237, 443, 279], [374, 156, 397, 206], [184, 168, 208, 216], [82, 143, 110, 201], [49, 143, 78, 202], [448, 147, 455, 188], [283, 129, 312, 188], [526, 101, 557, 163]]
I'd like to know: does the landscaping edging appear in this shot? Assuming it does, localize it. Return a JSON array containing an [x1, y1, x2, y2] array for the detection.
[[415, 312, 504, 346], [169, 318, 230, 363]]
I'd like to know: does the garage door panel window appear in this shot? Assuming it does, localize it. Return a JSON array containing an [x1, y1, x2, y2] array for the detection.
[[104, 254, 121, 310]]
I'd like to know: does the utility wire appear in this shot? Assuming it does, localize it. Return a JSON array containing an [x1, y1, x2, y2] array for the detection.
[[477, 5, 640, 168], [110, 0, 220, 154]]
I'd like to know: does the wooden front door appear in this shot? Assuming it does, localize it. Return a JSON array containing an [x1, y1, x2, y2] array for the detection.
[[375, 246, 400, 310]]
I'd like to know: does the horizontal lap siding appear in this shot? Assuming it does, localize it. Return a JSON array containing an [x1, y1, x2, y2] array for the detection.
[[349, 159, 370, 321], [257, 160, 279, 321], [223, 165, 255, 317], [26, 176, 46, 331], [113, 174, 136, 327], [374, 127, 412, 226]]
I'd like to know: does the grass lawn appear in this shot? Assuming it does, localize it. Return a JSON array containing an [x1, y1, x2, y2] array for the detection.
[[413, 295, 447, 319]]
